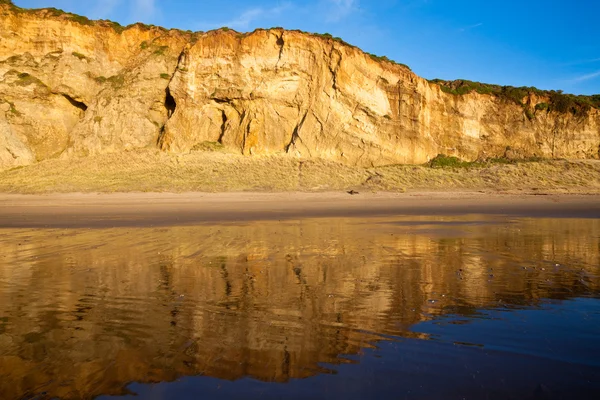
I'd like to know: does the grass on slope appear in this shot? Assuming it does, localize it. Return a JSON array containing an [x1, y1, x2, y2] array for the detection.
[[0, 150, 599, 194]]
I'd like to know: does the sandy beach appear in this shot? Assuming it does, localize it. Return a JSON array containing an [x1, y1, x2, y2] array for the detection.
[[0, 191, 598, 228]]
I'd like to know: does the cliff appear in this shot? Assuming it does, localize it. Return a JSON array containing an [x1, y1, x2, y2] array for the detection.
[[1, 0, 599, 171]]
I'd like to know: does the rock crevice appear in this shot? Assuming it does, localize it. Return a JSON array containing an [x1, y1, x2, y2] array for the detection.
[[61, 93, 88, 113]]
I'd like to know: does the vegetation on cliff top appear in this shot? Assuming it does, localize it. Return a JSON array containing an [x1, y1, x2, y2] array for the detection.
[[429, 78, 600, 113], [1, 0, 167, 34], [216, 27, 412, 71], [300, 31, 411, 70]]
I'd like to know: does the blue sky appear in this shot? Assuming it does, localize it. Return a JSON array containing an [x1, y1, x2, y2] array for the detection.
[[13, 0, 600, 95]]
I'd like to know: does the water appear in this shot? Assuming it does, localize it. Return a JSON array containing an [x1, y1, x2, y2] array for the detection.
[[0, 215, 599, 399]]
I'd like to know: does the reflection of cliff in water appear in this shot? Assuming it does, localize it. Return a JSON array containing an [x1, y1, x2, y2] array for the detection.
[[0, 216, 598, 399]]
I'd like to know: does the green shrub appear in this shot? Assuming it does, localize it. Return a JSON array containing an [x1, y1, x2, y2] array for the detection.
[[108, 21, 126, 33], [440, 85, 457, 95], [367, 53, 411, 70], [69, 14, 93, 26], [549, 91, 577, 114], [15, 72, 43, 87], [307, 32, 356, 49], [5, 54, 21, 63], [160, 73, 170, 80], [71, 51, 86, 60], [107, 74, 125, 87], [430, 79, 600, 113], [503, 87, 529, 105], [428, 154, 471, 168], [140, 41, 149, 50], [90, 74, 123, 87], [6, 101, 21, 116], [153, 46, 168, 56], [524, 108, 535, 120], [45, 7, 65, 17], [192, 141, 225, 152]]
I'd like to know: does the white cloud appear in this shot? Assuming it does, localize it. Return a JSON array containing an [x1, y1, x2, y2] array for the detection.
[[131, 0, 156, 23], [459, 22, 483, 32], [88, 0, 121, 20], [221, 8, 265, 30], [581, 57, 600, 64], [570, 70, 600, 83], [198, 3, 290, 31], [326, 0, 358, 21], [330, 0, 356, 6], [563, 57, 600, 67]]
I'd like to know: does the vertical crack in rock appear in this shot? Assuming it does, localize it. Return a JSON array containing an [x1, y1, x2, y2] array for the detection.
[[329, 64, 339, 91], [328, 48, 342, 91], [5, 147, 17, 159], [314, 112, 324, 136], [285, 110, 309, 152], [217, 109, 227, 144], [236, 110, 247, 152], [156, 44, 188, 148], [551, 122, 559, 158], [175, 46, 188, 70], [242, 119, 250, 154], [275, 33, 285, 69]]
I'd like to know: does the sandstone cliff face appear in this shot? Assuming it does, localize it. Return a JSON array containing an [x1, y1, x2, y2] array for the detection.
[[0, 3, 189, 170], [1, 1, 599, 171]]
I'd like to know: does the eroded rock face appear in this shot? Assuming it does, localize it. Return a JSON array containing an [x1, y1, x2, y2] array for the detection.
[[0, 1, 599, 171], [0, 4, 189, 169]]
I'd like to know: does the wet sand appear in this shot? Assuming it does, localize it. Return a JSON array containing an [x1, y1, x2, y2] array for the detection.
[[0, 191, 599, 228]]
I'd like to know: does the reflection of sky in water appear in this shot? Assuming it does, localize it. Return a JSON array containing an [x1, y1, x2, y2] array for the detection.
[[101, 299, 600, 400], [414, 297, 600, 367], [0, 216, 599, 399]]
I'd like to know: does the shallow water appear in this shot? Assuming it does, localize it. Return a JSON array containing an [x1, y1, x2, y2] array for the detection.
[[0, 215, 599, 399]]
